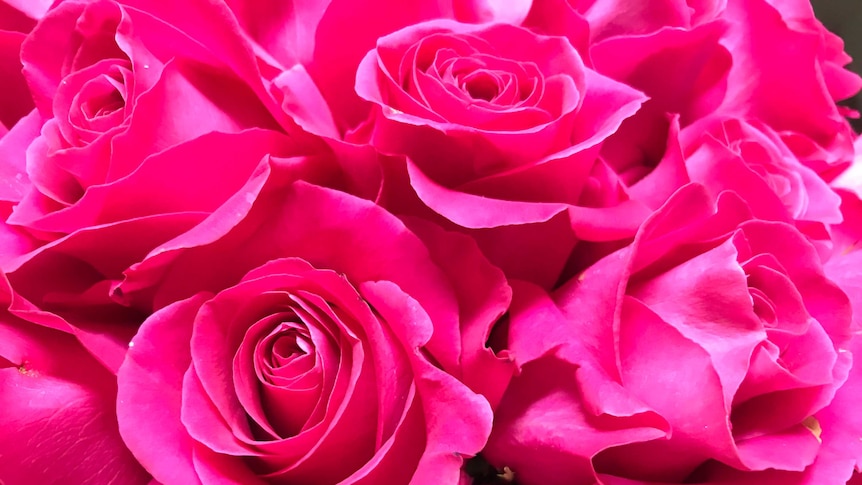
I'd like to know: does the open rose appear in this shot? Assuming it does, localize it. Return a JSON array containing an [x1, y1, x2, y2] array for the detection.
[[483, 185, 856, 484], [679, 116, 842, 249], [0, 0, 379, 371], [522, 0, 859, 222], [350, 19, 646, 286], [236, 2, 649, 286], [116, 177, 513, 484], [0, 0, 303, 239]]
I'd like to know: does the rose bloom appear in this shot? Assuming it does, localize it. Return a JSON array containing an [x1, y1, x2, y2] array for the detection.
[[524, 0, 859, 239], [620, 114, 844, 256], [238, 1, 650, 288], [0, 0, 299, 239], [353, 17, 648, 288], [483, 184, 860, 485], [0, 0, 380, 372], [115, 171, 513, 484]]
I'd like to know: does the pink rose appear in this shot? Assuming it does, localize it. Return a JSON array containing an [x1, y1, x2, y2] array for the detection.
[[353, 19, 646, 286], [0, 0, 301, 238], [0, 0, 376, 371], [115, 176, 513, 484], [625, 114, 844, 253], [718, 0, 859, 176], [524, 0, 859, 201], [483, 185, 856, 484], [679, 116, 842, 230], [240, 2, 650, 287], [0, 274, 149, 483]]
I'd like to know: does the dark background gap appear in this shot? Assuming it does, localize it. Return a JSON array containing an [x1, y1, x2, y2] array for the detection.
[[812, 0, 862, 131]]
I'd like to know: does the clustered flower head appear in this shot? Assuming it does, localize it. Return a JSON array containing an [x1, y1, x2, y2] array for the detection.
[[0, 0, 860, 484]]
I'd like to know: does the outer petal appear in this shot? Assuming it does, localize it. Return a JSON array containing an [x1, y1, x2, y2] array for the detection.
[[453, 0, 532, 25], [6, 212, 209, 371], [361, 281, 493, 485], [402, 217, 514, 408], [308, 0, 455, 130], [0, 109, 40, 204], [116, 294, 211, 485], [0, 0, 51, 22], [719, 0, 855, 164], [0, 277, 149, 484], [225, 0, 332, 68], [118, 179, 462, 372], [14, 130, 293, 233], [0, 30, 33, 129]]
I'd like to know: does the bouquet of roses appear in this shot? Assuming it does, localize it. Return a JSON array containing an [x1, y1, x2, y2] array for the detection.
[[1, 0, 861, 483]]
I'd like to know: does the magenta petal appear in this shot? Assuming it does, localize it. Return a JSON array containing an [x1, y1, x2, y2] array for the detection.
[[798, 337, 862, 483], [27, 129, 291, 233], [485, 355, 668, 485], [0, 281, 148, 484], [628, 238, 764, 408], [600, 297, 741, 480], [0, 30, 33, 129], [108, 58, 277, 182], [271, 64, 339, 138], [453, 0, 532, 24], [407, 158, 568, 228], [402, 217, 514, 408], [362, 281, 493, 484], [0, 1, 44, 29], [627, 116, 692, 210], [522, 0, 590, 58], [117, 294, 210, 485], [191, 443, 266, 485], [825, 249, 862, 332], [0, 109, 39, 203], [225, 0, 331, 67], [734, 424, 821, 472], [181, 364, 250, 456], [720, 0, 854, 157]]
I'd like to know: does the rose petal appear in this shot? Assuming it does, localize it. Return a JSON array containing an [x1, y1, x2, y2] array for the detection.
[[117, 294, 210, 485]]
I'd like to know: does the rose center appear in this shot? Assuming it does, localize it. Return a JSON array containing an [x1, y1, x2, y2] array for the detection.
[[266, 325, 313, 369], [462, 71, 501, 101], [81, 84, 124, 120]]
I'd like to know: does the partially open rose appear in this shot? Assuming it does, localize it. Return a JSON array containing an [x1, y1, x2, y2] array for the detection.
[[484, 185, 856, 484], [626, 114, 844, 252], [0, 0, 297, 238], [0, 0, 369, 372], [680, 116, 842, 226]]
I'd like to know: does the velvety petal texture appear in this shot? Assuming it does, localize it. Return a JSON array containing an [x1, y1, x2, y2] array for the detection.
[[485, 184, 855, 484], [0, 274, 149, 484], [0, 1, 860, 484], [115, 177, 510, 484]]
